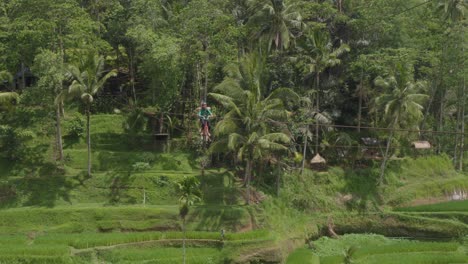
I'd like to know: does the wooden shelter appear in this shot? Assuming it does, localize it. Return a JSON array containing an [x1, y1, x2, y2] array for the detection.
[[360, 137, 384, 160], [143, 109, 170, 151], [310, 153, 327, 170], [411, 141, 431, 149]]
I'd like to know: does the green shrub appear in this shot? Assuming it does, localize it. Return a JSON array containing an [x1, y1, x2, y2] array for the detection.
[[65, 114, 85, 139]]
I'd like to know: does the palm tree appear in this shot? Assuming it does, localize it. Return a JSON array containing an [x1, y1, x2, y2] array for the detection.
[[435, 0, 466, 169], [177, 176, 201, 264], [209, 53, 296, 203], [67, 53, 117, 177], [435, 0, 466, 22], [374, 63, 428, 184], [300, 30, 350, 153], [248, 0, 305, 51]]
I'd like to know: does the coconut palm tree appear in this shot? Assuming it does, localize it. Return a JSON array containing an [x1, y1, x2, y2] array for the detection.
[[67, 53, 117, 177], [209, 53, 296, 203], [374, 63, 428, 184], [177, 176, 201, 264], [435, 0, 466, 22], [435, 0, 466, 169], [248, 0, 305, 51], [300, 30, 350, 153]]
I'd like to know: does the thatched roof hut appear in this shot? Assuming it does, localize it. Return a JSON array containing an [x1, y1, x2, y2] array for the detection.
[[411, 141, 431, 149], [310, 153, 326, 164], [310, 153, 327, 171]]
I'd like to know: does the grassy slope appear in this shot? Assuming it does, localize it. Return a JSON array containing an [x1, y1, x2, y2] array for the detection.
[[2, 114, 468, 263], [0, 114, 276, 263]]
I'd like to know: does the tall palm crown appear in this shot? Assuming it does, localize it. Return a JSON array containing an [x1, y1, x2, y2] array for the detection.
[[209, 53, 296, 203], [67, 53, 117, 104], [301, 30, 350, 75], [248, 0, 304, 51], [435, 0, 467, 22], [374, 63, 428, 184], [210, 54, 295, 158], [374, 65, 428, 129], [67, 52, 117, 177]]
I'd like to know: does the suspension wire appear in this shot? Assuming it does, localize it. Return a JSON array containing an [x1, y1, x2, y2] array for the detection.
[[105, 107, 468, 137], [382, 0, 432, 19]]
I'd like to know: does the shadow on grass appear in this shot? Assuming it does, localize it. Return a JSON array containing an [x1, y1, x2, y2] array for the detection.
[[342, 168, 381, 213], [5, 163, 73, 208], [63, 135, 81, 149], [0, 144, 75, 208], [190, 206, 249, 232], [189, 171, 248, 232]]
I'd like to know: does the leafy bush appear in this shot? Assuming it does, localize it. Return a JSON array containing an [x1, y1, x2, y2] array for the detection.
[[138, 152, 156, 164], [132, 162, 151, 172], [65, 114, 84, 139]]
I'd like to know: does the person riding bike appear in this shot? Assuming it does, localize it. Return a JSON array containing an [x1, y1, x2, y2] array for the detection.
[[198, 101, 213, 138]]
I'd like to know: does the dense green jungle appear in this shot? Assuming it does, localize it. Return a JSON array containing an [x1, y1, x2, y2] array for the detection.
[[0, 0, 467, 263]]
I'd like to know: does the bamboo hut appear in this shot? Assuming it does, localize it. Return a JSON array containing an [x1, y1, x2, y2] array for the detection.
[[310, 153, 327, 170]]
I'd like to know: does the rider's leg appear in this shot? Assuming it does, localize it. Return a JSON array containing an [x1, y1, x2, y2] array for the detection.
[[199, 119, 203, 135]]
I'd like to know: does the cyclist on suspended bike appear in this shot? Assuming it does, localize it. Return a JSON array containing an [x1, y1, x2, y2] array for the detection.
[[198, 101, 213, 138]]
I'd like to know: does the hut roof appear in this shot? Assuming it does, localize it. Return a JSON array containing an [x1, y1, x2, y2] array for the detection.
[[411, 141, 431, 149], [310, 153, 326, 164]]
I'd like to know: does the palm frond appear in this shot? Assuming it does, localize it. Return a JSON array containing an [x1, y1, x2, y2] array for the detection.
[[261, 132, 291, 143]]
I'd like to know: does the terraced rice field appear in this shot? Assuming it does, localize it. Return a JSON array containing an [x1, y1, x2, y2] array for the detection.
[[287, 234, 468, 264]]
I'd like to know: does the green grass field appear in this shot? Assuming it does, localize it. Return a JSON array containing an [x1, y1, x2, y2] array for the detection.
[[397, 200, 468, 212], [308, 234, 468, 264], [3, 114, 468, 263]]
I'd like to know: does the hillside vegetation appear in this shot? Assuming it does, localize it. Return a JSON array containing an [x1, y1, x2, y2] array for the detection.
[[1, 0, 467, 263]]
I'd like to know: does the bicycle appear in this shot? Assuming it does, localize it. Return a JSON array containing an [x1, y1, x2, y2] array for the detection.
[[200, 117, 211, 146]]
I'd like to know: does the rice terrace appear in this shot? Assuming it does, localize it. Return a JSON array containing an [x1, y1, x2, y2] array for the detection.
[[0, 0, 467, 263]]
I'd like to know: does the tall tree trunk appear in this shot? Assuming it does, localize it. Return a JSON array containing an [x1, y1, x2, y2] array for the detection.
[[315, 72, 320, 154], [301, 126, 308, 175], [379, 118, 397, 185], [276, 162, 281, 196], [86, 104, 92, 177], [21, 62, 26, 89], [454, 86, 461, 166], [197, 62, 202, 102], [56, 30, 65, 162], [357, 70, 363, 133], [458, 31, 465, 171], [182, 216, 186, 264], [245, 160, 252, 205], [56, 104, 64, 161], [129, 49, 137, 106], [437, 88, 445, 154], [204, 55, 209, 102], [420, 80, 437, 133], [436, 44, 447, 154]]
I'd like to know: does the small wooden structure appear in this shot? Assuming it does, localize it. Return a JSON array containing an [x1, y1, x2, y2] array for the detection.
[[143, 110, 171, 152], [360, 137, 383, 160], [411, 140, 432, 157], [310, 153, 327, 170], [411, 141, 431, 149]]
